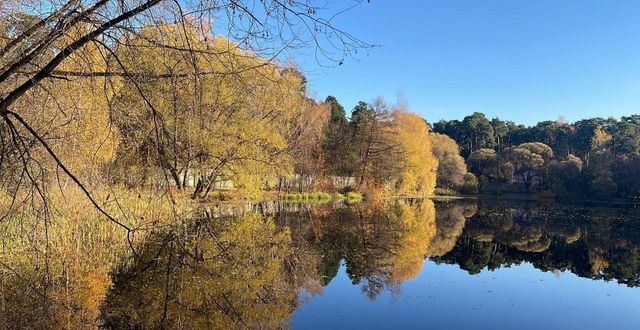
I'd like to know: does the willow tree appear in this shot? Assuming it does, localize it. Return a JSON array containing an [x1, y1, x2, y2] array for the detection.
[[391, 109, 438, 196], [0, 0, 372, 222], [502, 142, 553, 193], [107, 23, 311, 196], [430, 132, 468, 191]]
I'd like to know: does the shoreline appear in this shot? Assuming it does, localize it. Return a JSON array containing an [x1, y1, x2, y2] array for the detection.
[[196, 190, 640, 208]]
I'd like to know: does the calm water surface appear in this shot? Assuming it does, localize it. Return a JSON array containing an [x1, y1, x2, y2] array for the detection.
[[2, 198, 640, 329], [289, 199, 640, 330]]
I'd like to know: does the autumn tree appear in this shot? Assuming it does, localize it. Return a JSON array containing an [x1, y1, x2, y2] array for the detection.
[[546, 155, 583, 195], [430, 132, 468, 191], [106, 24, 310, 197], [390, 110, 438, 196], [460, 173, 479, 194], [286, 99, 332, 191], [349, 98, 404, 190], [502, 142, 553, 193], [0, 0, 372, 222], [467, 148, 511, 190], [346, 98, 437, 196]]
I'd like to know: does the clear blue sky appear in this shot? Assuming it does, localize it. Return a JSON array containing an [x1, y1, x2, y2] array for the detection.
[[295, 0, 640, 125]]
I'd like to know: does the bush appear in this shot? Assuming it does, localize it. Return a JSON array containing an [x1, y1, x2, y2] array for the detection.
[[460, 173, 478, 195]]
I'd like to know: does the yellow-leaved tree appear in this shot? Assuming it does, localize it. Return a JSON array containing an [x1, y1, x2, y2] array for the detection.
[[3, 24, 120, 184], [391, 109, 438, 196], [108, 22, 307, 196]]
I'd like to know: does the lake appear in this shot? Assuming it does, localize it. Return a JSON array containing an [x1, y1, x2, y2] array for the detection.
[[2, 198, 640, 329]]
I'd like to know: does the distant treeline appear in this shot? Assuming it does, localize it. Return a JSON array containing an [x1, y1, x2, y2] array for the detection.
[[432, 112, 640, 199]]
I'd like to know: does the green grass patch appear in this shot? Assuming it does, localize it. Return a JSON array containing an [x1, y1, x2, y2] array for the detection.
[[434, 188, 459, 196], [345, 192, 364, 202], [279, 191, 362, 203]]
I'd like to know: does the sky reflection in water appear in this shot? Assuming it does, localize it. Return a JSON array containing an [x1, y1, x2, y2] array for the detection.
[[293, 261, 640, 329], [291, 199, 640, 329]]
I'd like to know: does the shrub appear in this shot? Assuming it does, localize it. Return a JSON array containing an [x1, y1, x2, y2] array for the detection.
[[460, 173, 478, 195]]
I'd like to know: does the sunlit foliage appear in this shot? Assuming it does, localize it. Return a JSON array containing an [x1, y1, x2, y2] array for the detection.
[[391, 110, 437, 196]]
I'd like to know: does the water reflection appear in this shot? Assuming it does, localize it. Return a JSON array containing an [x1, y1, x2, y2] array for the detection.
[[433, 199, 640, 287], [281, 200, 439, 300], [102, 213, 307, 329], [1, 198, 639, 328]]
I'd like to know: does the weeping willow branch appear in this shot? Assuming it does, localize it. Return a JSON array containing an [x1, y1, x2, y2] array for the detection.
[[4, 110, 131, 232]]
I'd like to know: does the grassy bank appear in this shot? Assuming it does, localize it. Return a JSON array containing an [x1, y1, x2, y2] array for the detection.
[[279, 191, 364, 203]]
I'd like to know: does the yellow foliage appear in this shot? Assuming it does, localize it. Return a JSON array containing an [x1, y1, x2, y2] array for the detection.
[[111, 23, 306, 191], [392, 110, 438, 195], [389, 201, 437, 284], [430, 132, 468, 190], [7, 36, 120, 182], [102, 213, 299, 329]]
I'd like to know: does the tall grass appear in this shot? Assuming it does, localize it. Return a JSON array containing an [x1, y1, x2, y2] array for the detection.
[[0, 185, 199, 328]]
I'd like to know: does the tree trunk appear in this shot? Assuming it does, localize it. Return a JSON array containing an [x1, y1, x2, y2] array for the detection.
[[182, 168, 189, 188], [192, 175, 205, 199], [169, 169, 182, 190]]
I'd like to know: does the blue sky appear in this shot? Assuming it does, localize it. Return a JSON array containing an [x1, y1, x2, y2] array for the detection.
[[294, 0, 640, 125]]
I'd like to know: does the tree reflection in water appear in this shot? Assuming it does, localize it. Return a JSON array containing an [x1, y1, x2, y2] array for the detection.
[[280, 200, 439, 301], [102, 213, 303, 329], [1, 199, 640, 328], [432, 199, 640, 287]]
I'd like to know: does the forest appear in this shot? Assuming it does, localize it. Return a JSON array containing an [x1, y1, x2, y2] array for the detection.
[[0, 2, 445, 326], [432, 112, 640, 199]]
